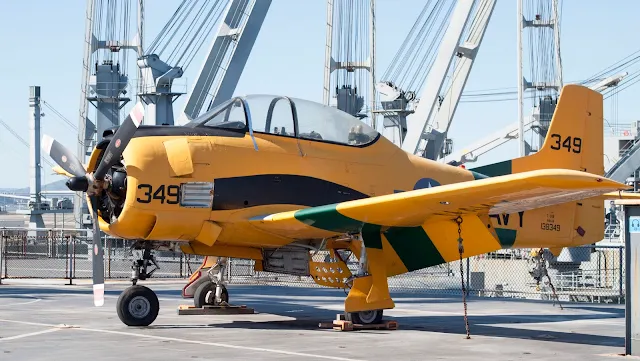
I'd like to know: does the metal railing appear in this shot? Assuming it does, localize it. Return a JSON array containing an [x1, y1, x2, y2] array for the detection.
[[604, 223, 622, 243], [0, 227, 626, 304], [604, 122, 636, 137]]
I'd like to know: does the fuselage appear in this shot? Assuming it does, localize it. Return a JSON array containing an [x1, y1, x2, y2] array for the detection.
[[92, 122, 477, 248], [89, 92, 607, 255]]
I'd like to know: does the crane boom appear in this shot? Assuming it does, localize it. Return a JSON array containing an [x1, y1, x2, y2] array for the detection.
[[400, 0, 475, 156], [419, 0, 496, 160], [177, 0, 271, 124]]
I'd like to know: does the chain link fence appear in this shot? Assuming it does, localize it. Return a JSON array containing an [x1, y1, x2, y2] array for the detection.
[[0, 228, 626, 304], [226, 245, 626, 303], [0, 228, 204, 282]]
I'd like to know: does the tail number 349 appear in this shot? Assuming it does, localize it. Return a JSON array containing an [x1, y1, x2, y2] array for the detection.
[[136, 184, 180, 204], [550, 134, 582, 153]]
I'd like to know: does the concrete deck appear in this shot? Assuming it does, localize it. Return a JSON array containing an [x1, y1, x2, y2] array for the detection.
[[0, 279, 630, 360]]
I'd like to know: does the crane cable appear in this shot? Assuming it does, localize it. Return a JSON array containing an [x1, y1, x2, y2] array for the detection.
[[147, 0, 230, 72], [381, 0, 454, 94], [0, 118, 55, 169], [41, 101, 78, 132], [330, 0, 373, 116]]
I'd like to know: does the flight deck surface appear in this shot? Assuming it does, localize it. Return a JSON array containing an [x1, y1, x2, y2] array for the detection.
[[0, 280, 627, 360]]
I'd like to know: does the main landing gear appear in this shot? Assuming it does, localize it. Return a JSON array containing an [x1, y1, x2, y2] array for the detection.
[[342, 238, 385, 326], [345, 309, 384, 325], [116, 246, 161, 327], [193, 257, 230, 308]]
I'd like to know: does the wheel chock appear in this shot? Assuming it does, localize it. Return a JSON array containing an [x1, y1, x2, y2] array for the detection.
[[177, 304, 255, 315], [317, 314, 398, 331]]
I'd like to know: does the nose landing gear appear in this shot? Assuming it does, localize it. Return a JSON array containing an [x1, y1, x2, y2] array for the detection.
[[116, 244, 161, 327], [116, 285, 159, 326]]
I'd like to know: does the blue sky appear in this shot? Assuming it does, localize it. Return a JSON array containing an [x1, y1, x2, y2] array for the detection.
[[0, 0, 639, 188]]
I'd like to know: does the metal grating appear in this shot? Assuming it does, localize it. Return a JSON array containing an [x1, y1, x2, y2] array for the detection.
[[180, 182, 214, 208]]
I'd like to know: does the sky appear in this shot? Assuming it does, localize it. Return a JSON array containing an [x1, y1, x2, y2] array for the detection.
[[0, 0, 639, 188]]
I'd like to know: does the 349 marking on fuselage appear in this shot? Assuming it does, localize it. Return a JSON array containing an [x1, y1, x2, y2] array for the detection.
[[136, 184, 180, 204]]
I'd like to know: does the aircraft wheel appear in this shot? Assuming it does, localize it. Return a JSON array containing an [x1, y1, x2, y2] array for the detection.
[[116, 285, 159, 327], [194, 281, 229, 308], [345, 309, 384, 325]]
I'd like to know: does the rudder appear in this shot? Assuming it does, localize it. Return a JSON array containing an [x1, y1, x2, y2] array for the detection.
[[470, 84, 604, 177], [514, 84, 604, 175]]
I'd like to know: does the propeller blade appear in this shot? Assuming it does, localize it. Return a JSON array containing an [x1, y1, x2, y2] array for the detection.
[[89, 195, 105, 307], [94, 102, 145, 180], [42, 134, 87, 178]]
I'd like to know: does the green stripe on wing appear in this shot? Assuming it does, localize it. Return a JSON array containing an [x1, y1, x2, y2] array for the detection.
[[384, 226, 446, 271], [293, 205, 445, 270]]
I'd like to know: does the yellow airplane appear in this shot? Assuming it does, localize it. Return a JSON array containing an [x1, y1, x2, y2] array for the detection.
[[42, 84, 636, 327]]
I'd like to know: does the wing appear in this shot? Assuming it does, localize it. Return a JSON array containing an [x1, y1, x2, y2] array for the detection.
[[249, 169, 628, 239]]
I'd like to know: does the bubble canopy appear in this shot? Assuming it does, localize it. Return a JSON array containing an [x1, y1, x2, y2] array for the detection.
[[185, 94, 380, 147]]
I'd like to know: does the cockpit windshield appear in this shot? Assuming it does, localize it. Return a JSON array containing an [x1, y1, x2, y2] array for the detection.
[[186, 98, 247, 130], [285, 96, 378, 146], [186, 94, 379, 147]]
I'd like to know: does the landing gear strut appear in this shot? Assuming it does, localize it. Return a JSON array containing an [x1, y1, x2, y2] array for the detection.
[[116, 245, 161, 327], [342, 234, 385, 325], [131, 247, 159, 285], [194, 257, 230, 308]]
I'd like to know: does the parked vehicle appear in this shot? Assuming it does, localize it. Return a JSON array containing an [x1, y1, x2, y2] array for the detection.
[[57, 198, 73, 209], [28, 201, 50, 210]]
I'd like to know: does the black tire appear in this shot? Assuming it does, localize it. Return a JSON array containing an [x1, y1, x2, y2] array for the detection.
[[193, 282, 229, 308], [345, 309, 384, 325], [116, 285, 159, 327]]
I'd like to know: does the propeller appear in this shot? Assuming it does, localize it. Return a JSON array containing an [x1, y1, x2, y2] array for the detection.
[[42, 102, 145, 307]]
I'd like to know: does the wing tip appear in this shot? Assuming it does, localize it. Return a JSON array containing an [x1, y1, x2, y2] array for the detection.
[[593, 176, 630, 190]]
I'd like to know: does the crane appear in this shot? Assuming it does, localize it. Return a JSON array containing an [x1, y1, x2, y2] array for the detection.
[[178, 0, 271, 124], [373, 0, 495, 162], [139, 0, 271, 125]]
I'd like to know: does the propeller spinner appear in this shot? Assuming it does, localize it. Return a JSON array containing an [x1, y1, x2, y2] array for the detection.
[[42, 102, 145, 307]]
